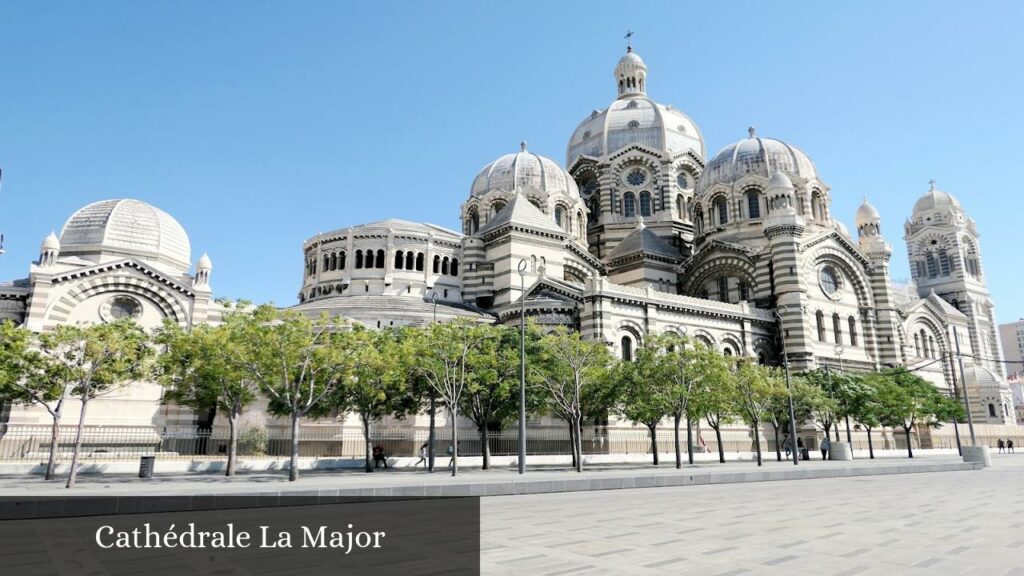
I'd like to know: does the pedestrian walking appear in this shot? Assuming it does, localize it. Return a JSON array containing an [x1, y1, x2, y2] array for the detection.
[[821, 437, 831, 461], [997, 439, 1005, 453], [414, 442, 428, 468], [446, 444, 455, 469], [783, 435, 793, 458], [1009, 440, 1015, 454]]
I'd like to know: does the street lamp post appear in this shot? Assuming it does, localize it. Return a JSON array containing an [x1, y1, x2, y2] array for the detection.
[[428, 292, 439, 472], [517, 259, 528, 475], [953, 328, 977, 445], [835, 344, 852, 444], [775, 306, 800, 465]]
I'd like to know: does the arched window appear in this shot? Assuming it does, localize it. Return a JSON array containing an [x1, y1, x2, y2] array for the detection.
[[639, 192, 652, 217], [405, 251, 414, 270], [432, 255, 440, 274], [555, 206, 564, 228], [676, 195, 684, 219], [738, 281, 749, 301], [355, 250, 363, 269], [621, 336, 633, 362], [989, 403, 997, 418], [394, 251, 404, 269], [718, 276, 729, 302], [468, 209, 479, 234], [623, 192, 636, 217], [938, 250, 951, 276], [746, 190, 761, 219], [723, 348, 733, 356], [492, 200, 506, 216], [694, 204, 704, 234], [339, 251, 346, 270], [323, 254, 330, 270], [714, 196, 729, 225], [442, 256, 450, 275], [848, 316, 858, 346], [758, 353, 767, 366], [376, 249, 385, 268], [929, 336, 936, 359], [577, 211, 584, 239], [415, 252, 424, 271], [451, 258, 459, 276], [926, 253, 938, 278], [816, 311, 826, 342], [914, 333, 921, 357], [811, 192, 824, 220], [833, 313, 842, 345]]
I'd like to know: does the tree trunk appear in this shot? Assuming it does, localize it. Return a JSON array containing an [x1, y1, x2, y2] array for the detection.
[[753, 422, 763, 467], [845, 415, 852, 444], [714, 422, 725, 464], [686, 418, 694, 465], [226, 411, 238, 477], [427, 392, 436, 472], [65, 397, 90, 489], [648, 424, 659, 466], [288, 411, 300, 482], [824, 423, 832, 442], [363, 416, 373, 473], [46, 413, 61, 481], [866, 427, 874, 459], [574, 416, 583, 473], [450, 406, 458, 477], [479, 426, 490, 470], [905, 427, 913, 459], [673, 414, 682, 469], [773, 425, 781, 462], [567, 421, 577, 469]]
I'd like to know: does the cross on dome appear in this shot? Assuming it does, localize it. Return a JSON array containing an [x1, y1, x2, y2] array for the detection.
[[929, 179, 937, 191]]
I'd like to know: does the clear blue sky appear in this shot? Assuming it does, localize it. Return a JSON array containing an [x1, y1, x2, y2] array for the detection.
[[1, 2, 1022, 321]]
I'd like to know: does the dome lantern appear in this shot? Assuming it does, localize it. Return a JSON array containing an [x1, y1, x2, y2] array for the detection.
[[615, 47, 647, 99], [855, 197, 882, 239], [39, 231, 60, 267]]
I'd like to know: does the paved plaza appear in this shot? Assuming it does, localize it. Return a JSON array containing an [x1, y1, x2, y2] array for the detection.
[[480, 454, 1024, 576]]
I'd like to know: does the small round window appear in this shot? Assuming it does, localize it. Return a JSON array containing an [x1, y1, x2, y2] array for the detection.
[[676, 173, 688, 189], [819, 266, 841, 297], [109, 296, 141, 319], [625, 167, 647, 187]]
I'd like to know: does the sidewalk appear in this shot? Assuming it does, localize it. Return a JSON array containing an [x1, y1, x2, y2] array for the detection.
[[0, 452, 982, 498]]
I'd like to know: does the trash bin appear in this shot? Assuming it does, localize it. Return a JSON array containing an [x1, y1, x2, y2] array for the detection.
[[139, 455, 155, 478], [800, 448, 810, 461]]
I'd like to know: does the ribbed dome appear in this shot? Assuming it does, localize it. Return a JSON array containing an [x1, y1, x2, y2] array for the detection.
[[855, 198, 881, 227], [567, 49, 704, 165], [197, 252, 212, 271], [697, 129, 817, 196], [40, 231, 60, 252], [471, 143, 579, 200], [912, 185, 961, 216], [59, 199, 191, 269]]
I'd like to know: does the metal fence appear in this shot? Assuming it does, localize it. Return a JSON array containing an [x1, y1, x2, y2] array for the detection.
[[3, 423, 1005, 463]]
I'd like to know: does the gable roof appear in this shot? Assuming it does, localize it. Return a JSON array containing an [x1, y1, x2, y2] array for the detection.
[[608, 223, 682, 262], [478, 193, 564, 236]]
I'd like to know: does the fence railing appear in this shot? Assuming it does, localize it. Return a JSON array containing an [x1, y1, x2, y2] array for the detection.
[[1, 423, 1007, 463]]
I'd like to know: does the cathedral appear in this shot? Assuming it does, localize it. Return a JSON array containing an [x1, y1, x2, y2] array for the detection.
[[0, 46, 1015, 433]]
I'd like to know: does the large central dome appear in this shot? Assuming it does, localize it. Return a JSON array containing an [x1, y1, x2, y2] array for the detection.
[[59, 199, 191, 270], [566, 48, 705, 166]]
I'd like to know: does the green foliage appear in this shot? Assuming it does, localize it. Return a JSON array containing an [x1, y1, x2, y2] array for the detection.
[[873, 369, 954, 431]]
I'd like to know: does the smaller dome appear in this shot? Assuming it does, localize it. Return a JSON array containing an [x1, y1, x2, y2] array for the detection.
[[41, 231, 60, 252], [197, 252, 212, 271], [912, 182, 961, 215], [698, 128, 818, 196], [855, 198, 881, 227], [471, 143, 579, 200], [767, 171, 795, 192]]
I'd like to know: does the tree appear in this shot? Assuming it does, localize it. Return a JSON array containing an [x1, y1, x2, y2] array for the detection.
[[689, 347, 734, 464], [616, 346, 672, 465], [732, 360, 782, 466], [799, 369, 841, 442], [0, 321, 63, 479], [636, 333, 697, 469], [38, 320, 153, 488], [874, 370, 954, 458], [417, 319, 490, 477], [239, 306, 357, 481], [532, 327, 613, 473], [764, 377, 816, 462], [854, 373, 888, 459], [341, 327, 417, 472], [155, 307, 258, 477], [459, 324, 543, 470]]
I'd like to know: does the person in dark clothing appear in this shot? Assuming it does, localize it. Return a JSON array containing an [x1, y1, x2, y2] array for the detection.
[[1008, 440, 1015, 454], [373, 445, 388, 468], [821, 437, 831, 460]]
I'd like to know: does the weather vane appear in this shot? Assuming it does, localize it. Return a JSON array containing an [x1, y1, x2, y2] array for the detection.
[[625, 30, 633, 51]]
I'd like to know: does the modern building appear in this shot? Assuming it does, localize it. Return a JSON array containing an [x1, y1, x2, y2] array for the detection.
[[999, 319, 1024, 379], [0, 45, 1017, 441]]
